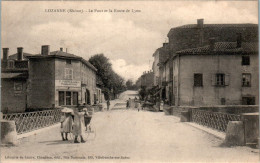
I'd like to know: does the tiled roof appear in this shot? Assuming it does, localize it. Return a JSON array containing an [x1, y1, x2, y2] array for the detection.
[[174, 24, 257, 29], [8, 53, 33, 60], [50, 51, 81, 59], [27, 51, 97, 71], [176, 42, 258, 55]]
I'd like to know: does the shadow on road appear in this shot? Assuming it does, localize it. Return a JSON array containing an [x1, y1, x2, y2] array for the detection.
[[38, 140, 75, 145]]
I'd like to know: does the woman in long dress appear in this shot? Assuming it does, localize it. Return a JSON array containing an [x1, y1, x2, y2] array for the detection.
[[60, 113, 73, 141], [72, 108, 86, 143]]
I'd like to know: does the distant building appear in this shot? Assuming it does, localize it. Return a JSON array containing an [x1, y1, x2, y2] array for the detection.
[[158, 19, 258, 106], [141, 71, 154, 89], [152, 43, 169, 87]]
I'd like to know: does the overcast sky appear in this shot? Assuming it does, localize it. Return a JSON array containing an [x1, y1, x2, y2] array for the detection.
[[2, 1, 258, 82]]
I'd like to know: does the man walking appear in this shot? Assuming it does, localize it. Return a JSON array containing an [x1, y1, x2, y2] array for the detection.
[[107, 99, 110, 111]]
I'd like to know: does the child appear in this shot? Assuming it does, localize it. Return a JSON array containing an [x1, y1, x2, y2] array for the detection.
[[60, 112, 73, 141], [84, 109, 92, 131]]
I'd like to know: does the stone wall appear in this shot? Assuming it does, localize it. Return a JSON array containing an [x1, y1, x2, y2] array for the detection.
[[1, 79, 27, 113], [27, 58, 55, 109]]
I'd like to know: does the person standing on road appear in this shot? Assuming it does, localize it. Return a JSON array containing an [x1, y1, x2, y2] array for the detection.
[[107, 99, 110, 111], [60, 112, 73, 141], [72, 107, 86, 143]]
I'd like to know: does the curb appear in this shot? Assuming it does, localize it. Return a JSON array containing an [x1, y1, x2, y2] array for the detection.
[[17, 123, 60, 139], [171, 115, 225, 140]]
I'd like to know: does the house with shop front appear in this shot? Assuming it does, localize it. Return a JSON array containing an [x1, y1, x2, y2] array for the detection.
[[160, 19, 258, 106], [26, 45, 98, 110], [1, 47, 32, 113]]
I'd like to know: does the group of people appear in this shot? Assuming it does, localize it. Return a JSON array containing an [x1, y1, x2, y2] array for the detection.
[[126, 97, 142, 111], [60, 105, 93, 143]]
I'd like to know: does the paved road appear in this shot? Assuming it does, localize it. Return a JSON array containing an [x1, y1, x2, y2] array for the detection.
[[1, 90, 259, 162]]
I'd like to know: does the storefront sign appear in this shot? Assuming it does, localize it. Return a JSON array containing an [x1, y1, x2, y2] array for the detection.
[[55, 80, 81, 87]]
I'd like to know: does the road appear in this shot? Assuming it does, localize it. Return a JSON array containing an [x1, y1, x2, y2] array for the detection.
[[1, 90, 259, 162]]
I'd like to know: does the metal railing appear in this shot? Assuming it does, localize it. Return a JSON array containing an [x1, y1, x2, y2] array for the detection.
[[3, 109, 62, 134], [191, 109, 241, 132]]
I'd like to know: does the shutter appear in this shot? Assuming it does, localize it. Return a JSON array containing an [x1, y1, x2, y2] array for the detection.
[[225, 74, 230, 86], [211, 74, 216, 86]]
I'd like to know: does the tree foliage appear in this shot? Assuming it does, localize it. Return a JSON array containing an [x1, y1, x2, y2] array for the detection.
[[89, 54, 126, 100]]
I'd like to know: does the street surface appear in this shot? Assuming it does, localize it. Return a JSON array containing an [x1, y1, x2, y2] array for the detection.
[[1, 90, 259, 162]]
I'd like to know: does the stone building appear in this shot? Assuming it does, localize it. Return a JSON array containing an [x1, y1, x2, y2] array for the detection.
[[1, 47, 32, 113], [1, 45, 100, 113], [26, 46, 97, 109], [141, 71, 154, 89], [158, 19, 258, 106]]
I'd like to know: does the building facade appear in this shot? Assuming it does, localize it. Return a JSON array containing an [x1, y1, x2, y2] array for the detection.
[[27, 46, 97, 109], [141, 71, 154, 89], [1, 45, 99, 113], [156, 19, 258, 106], [174, 42, 258, 106], [1, 47, 30, 113]]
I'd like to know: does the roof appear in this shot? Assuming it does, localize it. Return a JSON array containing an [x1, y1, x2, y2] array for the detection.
[[27, 51, 97, 71], [1, 72, 28, 79], [168, 23, 258, 37], [176, 42, 258, 55], [8, 53, 33, 60], [175, 24, 257, 29]]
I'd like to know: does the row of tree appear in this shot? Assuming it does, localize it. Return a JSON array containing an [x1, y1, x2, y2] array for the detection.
[[89, 54, 126, 100]]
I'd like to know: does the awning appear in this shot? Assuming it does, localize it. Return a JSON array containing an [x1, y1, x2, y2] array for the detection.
[[1, 73, 28, 79]]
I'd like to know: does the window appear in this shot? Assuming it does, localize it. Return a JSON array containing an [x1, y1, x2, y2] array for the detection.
[[242, 55, 250, 65], [65, 68, 73, 79], [242, 73, 251, 87], [66, 92, 71, 105], [194, 73, 203, 87], [216, 74, 225, 86], [242, 97, 255, 105], [7, 60, 14, 69], [59, 91, 78, 106], [66, 59, 72, 64], [221, 98, 226, 105], [73, 92, 78, 105], [14, 82, 23, 91], [59, 92, 65, 105]]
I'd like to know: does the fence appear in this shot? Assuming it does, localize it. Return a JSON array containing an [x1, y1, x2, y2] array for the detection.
[[3, 109, 62, 134], [191, 109, 241, 132]]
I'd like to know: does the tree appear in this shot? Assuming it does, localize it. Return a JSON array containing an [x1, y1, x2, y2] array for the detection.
[[89, 54, 125, 100], [126, 79, 133, 90]]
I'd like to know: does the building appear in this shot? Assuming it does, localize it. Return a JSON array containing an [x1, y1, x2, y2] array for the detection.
[[160, 19, 258, 106], [141, 70, 154, 89], [26, 46, 97, 109], [1, 45, 99, 113], [152, 43, 169, 87], [174, 41, 258, 106], [1, 47, 31, 113]]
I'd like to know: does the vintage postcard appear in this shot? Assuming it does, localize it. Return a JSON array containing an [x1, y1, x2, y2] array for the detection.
[[1, 0, 259, 163]]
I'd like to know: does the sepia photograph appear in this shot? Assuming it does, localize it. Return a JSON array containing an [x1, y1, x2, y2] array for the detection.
[[0, 0, 259, 162]]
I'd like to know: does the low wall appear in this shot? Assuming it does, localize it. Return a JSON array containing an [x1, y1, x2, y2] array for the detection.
[[197, 105, 259, 114]]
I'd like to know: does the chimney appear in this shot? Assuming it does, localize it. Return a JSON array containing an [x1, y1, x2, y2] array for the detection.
[[163, 43, 168, 47], [197, 19, 204, 28], [237, 33, 242, 48], [17, 47, 23, 61], [41, 45, 50, 55], [2, 48, 9, 61], [60, 48, 63, 52], [209, 38, 215, 50]]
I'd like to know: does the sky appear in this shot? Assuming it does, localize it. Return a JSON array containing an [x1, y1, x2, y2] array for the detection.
[[1, 1, 258, 82]]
